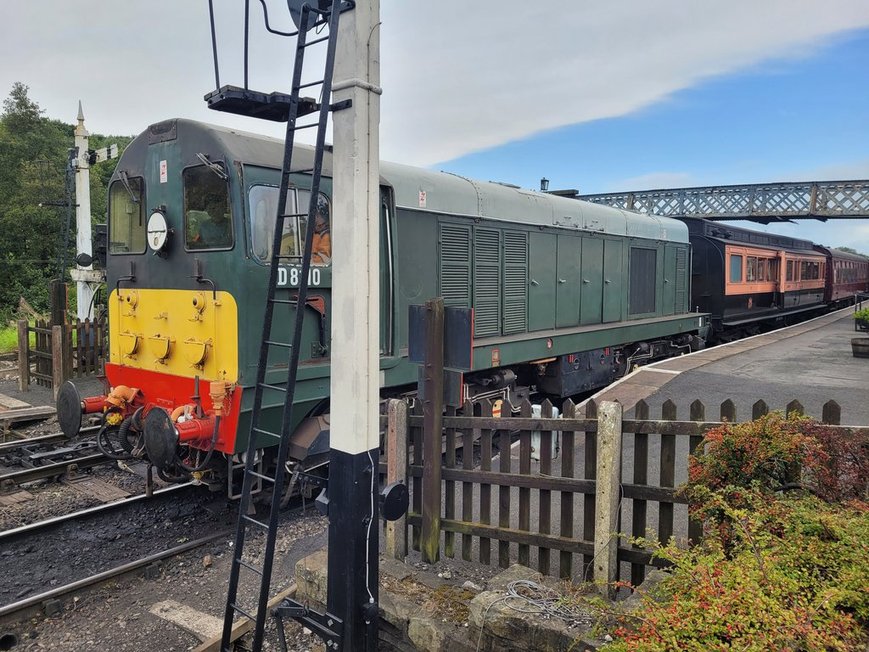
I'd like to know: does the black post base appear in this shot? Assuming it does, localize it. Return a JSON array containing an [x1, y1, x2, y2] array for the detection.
[[326, 446, 380, 652]]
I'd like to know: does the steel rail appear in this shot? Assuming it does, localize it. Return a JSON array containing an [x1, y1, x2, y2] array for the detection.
[[0, 452, 111, 486], [0, 425, 99, 454], [0, 529, 230, 618], [0, 482, 194, 542]]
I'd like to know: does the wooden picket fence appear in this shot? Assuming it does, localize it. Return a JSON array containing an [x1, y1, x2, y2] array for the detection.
[[17, 317, 107, 396], [382, 396, 868, 592]]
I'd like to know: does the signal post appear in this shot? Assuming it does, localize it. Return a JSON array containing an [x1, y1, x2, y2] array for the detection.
[[329, 0, 382, 649]]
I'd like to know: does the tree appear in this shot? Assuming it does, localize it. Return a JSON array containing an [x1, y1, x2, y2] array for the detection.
[[835, 246, 858, 254], [0, 83, 133, 322], [2, 82, 43, 130]]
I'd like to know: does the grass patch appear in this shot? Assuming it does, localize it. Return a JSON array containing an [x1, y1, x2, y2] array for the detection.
[[0, 323, 36, 355], [0, 325, 20, 355]]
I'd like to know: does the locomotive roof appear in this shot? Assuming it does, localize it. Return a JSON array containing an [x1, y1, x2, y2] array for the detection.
[[131, 119, 688, 244]]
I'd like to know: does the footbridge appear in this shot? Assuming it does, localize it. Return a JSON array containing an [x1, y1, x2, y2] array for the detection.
[[574, 180, 869, 223]]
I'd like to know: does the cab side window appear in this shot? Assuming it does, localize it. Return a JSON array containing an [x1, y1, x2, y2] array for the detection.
[[108, 177, 145, 253], [249, 187, 331, 265], [185, 165, 232, 250]]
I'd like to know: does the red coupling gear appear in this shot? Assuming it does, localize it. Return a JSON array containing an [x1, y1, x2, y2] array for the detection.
[[82, 396, 108, 414], [175, 416, 218, 444]]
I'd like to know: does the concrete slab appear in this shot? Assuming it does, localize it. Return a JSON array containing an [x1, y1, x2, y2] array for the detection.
[[149, 599, 224, 642], [0, 393, 31, 411]]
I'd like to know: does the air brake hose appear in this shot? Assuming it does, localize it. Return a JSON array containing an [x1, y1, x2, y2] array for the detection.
[[96, 415, 135, 460], [176, 415, 221, 473]]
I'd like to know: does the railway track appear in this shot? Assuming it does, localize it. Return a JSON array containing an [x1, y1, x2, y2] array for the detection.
[[0, 425, 112, 488], [0, 483, 233, 617]]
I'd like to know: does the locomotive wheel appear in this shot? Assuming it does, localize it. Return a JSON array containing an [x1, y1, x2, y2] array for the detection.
[[57, 381, 83, 439]]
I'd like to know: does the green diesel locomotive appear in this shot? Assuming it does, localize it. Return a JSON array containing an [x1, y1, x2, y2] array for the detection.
[[59, 118, 709, 489]]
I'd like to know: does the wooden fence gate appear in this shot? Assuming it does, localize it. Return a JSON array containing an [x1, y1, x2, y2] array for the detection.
[[17, 317, 107, 397], [382, 395, 866, 594]]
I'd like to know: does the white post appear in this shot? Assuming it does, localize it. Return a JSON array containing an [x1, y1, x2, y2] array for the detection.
[[73, 102, 94, 320], [327, 1, 382, 648], [330, 3, 381, 457]]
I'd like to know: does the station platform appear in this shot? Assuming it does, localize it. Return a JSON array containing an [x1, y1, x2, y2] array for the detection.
[[591, 308, 869, 426]]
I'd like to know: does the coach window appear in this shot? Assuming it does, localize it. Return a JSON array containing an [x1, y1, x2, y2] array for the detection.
[[801, 260, 820, 280], [108, 176, 145, 254], [769, 258, 780, 281], [185, 165, 233, 250], [786, 260, 795, 281], [730, 255, 743, 283], [746, 256, 757, 282]]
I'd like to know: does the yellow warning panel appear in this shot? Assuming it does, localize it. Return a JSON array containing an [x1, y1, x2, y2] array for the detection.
[[108, 289, 238, 383]]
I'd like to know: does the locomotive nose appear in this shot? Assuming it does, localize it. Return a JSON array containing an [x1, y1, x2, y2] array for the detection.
[[143, 408, 180, 470]]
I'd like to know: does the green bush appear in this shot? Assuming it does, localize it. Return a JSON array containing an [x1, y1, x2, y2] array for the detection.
[[854, 308, 869, 322], [610, 496, 869, 651], [686, 412, 867, 504], [607, 413, 869, 651]]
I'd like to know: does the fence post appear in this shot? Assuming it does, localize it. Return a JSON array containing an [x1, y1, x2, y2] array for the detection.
[[594, 400, 623, 597], [51, 325, 66, 400], [50, 279, 67, 327], [385, 399, 408, 560], [17, 320, 29, 391], [420, 298, 445, 564]]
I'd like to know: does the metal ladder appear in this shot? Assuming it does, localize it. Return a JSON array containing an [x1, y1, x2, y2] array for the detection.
[[209, 3, 352, 650]]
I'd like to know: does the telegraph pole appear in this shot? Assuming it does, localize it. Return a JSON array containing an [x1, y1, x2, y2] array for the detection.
[[328, 0, 382, 648]]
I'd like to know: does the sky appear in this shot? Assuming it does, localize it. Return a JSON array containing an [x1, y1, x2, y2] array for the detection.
[[2, 1, 868, 249]]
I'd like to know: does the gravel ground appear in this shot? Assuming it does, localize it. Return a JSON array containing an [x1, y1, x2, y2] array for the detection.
[[0, 364, 333, 650], [4, 512, 329, 651]]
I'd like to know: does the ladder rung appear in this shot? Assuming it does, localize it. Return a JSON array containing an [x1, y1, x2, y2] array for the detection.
[[264, 340, 293, 349], [299, 79, 325, 90], [243, 514, 270, 530], [236, 557, 265, 575], [291, 122, 319, 131], [258, 382, 288, 392], [279, 212, 307, 219], [252, 427, 281, 440], [303, 33, 329, 47], [274, 255, 303, 262], [231, 603, 257, 621], [247, 469, 276, 484], [268, 297, 299, 304]]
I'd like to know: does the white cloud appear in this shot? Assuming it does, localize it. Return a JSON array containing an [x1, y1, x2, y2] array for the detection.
[[603, 172, 696, 193], [1, 1, 868, 166]]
